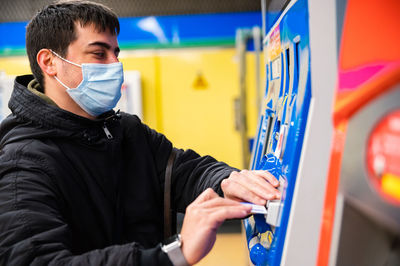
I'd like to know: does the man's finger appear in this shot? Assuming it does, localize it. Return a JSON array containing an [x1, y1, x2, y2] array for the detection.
[[209, 205, 252, 225], [253, 170, 280, 186], [246, 171, 281, 198], [222, 178, 267, 205], [198, 195, 249, 209], [234, 173, 279, 201]]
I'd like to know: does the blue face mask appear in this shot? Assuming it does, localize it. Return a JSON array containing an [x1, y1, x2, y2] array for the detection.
[[51, 50, 124, 117]]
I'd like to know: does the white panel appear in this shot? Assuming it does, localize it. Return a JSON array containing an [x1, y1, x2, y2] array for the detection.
[[117, 70, 143, 119], [281, 0, 337, 265], [0, 71, 15, 121]]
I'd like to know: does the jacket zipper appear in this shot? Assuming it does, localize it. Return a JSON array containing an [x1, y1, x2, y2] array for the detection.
[[102, 123, 113, 139], [101, 110, 121, 140]]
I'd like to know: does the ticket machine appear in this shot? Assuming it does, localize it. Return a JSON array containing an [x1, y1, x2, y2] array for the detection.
[[244, 0, 312, 264], [243, 0, 400, 265], [243, 0, 337, 265]]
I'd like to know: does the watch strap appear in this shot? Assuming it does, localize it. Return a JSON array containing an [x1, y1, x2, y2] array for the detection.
[[165, 244, 189, 266], [162, 234, 189, 266]]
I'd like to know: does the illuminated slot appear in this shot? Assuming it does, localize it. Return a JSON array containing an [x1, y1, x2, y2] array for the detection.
[[294, 41, 300, 89], [274, 120, 281, 141], [285, 47, 291, 91], [272, 119, 281, 153], [284, 40, 300, 125], [262, 115, 274, 157]]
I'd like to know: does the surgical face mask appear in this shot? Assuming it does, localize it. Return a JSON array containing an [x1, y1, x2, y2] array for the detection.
[[50, 50, 124, 117]]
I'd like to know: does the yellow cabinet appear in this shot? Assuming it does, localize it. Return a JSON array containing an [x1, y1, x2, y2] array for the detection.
[[158, 48, 242, 168]]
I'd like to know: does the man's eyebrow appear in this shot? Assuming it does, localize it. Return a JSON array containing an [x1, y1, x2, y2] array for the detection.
[[88, 41, 120, 53]]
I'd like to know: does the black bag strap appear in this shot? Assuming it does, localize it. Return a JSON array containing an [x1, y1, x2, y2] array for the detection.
[[164, 148, 177, 239]]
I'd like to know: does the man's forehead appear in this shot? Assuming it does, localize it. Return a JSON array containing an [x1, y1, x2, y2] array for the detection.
[[73, 22, 118, 45]]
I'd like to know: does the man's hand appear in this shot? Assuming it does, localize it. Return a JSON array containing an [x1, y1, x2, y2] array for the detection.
[[180, 188, 252, 265], [221, 170, 281, 205]]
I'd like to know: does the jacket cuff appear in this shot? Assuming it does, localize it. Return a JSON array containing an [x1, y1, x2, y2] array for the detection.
[[137, 244, 173, 266]]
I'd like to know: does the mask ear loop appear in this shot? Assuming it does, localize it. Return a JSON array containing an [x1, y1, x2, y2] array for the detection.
[[49, 49, 82, 90], [53, 75, 72, 90], [49, 49, 82, 67]]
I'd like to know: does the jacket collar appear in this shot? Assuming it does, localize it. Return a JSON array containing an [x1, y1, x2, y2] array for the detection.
[[9, 75, 117, 131], [27, 78, 58, 107]]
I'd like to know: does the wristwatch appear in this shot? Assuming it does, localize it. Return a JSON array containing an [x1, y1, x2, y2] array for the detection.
[[161, 234, 189, 266]]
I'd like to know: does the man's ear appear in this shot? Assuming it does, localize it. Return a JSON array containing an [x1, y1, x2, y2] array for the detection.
[[37, 49, 57, 76]]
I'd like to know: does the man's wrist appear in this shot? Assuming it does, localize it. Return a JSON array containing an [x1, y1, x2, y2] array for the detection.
[[161, 234, 189, 266]]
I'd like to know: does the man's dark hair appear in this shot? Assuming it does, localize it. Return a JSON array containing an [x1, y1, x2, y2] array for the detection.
[[26, 0, 120, 88]]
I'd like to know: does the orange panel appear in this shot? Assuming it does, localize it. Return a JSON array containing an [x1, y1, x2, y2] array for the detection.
[[340, 0, 400, 70], [317, 0, 400, 265], [317, 123, 347, 266]]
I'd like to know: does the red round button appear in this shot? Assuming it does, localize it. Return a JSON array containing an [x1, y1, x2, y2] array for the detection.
[[366, 109, 400, 205]]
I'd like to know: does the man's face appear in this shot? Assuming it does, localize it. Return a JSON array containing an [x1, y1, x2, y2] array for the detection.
[[56, 22, 120, 89]]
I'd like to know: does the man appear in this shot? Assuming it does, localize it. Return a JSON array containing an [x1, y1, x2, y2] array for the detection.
[[0, 1, 280, 265]]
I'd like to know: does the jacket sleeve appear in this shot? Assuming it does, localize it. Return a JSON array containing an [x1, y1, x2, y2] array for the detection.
[[0, 161, 172, 266], [139, 117, 238, 212]]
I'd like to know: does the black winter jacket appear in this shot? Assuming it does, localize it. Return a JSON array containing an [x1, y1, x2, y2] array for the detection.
[[0, 75, 236, 265]]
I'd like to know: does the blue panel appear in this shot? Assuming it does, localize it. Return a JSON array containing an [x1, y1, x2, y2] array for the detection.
[[0, 21, 28, 56], [119, 12, 261, 45], [244, 0, 312, 265], [0, 12, 261, 56]]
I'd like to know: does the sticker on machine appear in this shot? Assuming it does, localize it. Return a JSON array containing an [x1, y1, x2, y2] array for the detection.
[[267, 26, 281, 61]]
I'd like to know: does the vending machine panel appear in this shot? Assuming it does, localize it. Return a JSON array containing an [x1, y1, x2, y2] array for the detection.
[[244, 0, 312, 265]]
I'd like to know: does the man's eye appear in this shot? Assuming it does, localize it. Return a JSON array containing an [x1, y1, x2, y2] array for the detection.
[[93, 52, 105, 58]]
